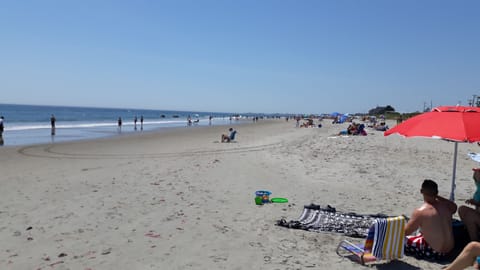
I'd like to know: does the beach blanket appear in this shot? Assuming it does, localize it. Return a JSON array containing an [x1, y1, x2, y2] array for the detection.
[[468, 152, 480, 163], [276, 204, 388, 238]]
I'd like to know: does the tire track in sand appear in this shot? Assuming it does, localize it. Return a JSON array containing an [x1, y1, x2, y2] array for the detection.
[[18, 142, 280, 160]]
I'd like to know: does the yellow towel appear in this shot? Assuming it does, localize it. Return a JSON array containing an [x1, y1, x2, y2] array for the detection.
[[381, 216, 405, 260]]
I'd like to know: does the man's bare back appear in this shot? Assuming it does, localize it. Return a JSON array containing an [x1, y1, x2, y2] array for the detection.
[[405, 179, 457, 254], [408, 201, 455, 253]]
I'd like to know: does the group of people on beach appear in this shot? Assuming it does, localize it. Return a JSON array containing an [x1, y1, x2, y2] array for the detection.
[[372, 121, 388, 131], [333, 119, 389, 136], [337, 122, 367, 136], [187, 115, 200, 126], [0, 114, 238, 146], [295, 117, 323, 128], [117, 116, 144, 132], [0, 115, 54, 145], [405, 169, 480, 269]]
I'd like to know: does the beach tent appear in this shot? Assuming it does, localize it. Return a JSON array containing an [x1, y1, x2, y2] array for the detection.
[[330, 112, 345, 124], [384, 105, 480, 201]]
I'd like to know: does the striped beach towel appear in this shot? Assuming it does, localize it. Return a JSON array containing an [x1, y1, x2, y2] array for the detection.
[[277, 204, 386, 238], [364, 225, 375, 252], [336, 216, 406, 264], [372, 216, 406, 260]]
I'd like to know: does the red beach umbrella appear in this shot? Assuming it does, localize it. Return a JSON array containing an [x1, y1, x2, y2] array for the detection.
[[384, 105, 480, 201]]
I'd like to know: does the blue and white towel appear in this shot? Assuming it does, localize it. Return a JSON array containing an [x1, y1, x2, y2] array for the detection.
[[468, 152, 480, 163]]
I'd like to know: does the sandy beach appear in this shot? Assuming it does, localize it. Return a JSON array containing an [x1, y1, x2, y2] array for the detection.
[[1, 119, 479, 270]]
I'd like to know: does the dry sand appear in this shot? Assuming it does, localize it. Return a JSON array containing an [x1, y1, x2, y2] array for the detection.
[[1, 119, 479, 270]]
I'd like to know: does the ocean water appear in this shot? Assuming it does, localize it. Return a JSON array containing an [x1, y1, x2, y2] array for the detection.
[[0, 104, 242, 146]]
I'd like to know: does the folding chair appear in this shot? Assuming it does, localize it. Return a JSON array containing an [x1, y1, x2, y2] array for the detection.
[[336, 216, 406, 265]]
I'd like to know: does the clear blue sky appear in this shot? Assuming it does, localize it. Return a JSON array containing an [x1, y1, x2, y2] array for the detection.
[[1, 0, 479, 114]]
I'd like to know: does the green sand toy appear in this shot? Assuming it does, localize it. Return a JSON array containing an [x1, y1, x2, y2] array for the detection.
[[270, 198, 288, 203]]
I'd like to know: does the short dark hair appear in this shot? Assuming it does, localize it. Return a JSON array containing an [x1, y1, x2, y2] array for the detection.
[[421, 179, 438, 195]]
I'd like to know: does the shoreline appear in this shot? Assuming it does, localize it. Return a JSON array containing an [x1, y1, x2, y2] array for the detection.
[[1, 102, 265, 147], [0, 118, 251, 148], [1, 119, 479, 269]]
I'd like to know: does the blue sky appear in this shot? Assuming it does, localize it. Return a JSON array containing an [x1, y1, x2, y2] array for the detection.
[[1, 0, 479, 114]]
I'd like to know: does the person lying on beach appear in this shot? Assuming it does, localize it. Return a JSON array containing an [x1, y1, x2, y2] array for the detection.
[[221, 128, 237, 143], [303, 119, 314, 128], [337, 123, 355, 136], [459, 168, 480, 242], [404, 179, 458, 260], [337, 122, 366, 136], [374, 122, 388, 131], [348, 123, 358, 134], [444, 241, 480, 270], [355, 123, 366, 135]]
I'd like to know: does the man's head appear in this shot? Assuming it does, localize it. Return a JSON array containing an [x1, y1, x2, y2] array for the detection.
[[421, 179, 438, 197], [229, 128, 233, 131]]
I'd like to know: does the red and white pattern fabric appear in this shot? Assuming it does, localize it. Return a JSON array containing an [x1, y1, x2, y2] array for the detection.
[[404, 233, 445, 260]]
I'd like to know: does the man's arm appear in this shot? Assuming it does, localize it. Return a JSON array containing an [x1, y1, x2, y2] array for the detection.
[[404, 209, 421, 236], [436, 195, 458, 214], [466, 199, 480, 207]]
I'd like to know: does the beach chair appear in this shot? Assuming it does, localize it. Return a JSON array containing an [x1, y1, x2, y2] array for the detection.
[[336, 216, 406, 265], [229, 130, 236, 141]]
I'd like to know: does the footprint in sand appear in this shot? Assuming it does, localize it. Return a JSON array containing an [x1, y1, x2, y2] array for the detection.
[[248, 241, 264, 248], [279, 239, 297, 250], [209, 254, 228, 263], [212, 224, 230, 234]]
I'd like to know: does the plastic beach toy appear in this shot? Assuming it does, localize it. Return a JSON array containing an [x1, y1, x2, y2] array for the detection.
[[255, 190, 272, 204], [270, 198, 288, 203], [255, 190, 272, 197]]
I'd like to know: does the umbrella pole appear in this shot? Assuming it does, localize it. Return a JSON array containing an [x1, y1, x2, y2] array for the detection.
[[450, 142, 458, 201]]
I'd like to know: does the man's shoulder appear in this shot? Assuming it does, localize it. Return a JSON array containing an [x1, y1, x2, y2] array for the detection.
[[416, 202, 434, 212], [414, 204, 438, 217]]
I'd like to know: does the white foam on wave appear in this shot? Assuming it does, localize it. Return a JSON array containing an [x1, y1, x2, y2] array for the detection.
[[4, 119, 193, 131]]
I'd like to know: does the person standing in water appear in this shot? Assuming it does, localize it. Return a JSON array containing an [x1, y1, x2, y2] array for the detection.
[[0, 116, 4, 145], [118, 117, 122, 132], [50, 114, 56, 135]]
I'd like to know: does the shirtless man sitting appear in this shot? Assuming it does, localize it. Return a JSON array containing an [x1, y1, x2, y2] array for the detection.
[[404, 179, 458, 260]]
